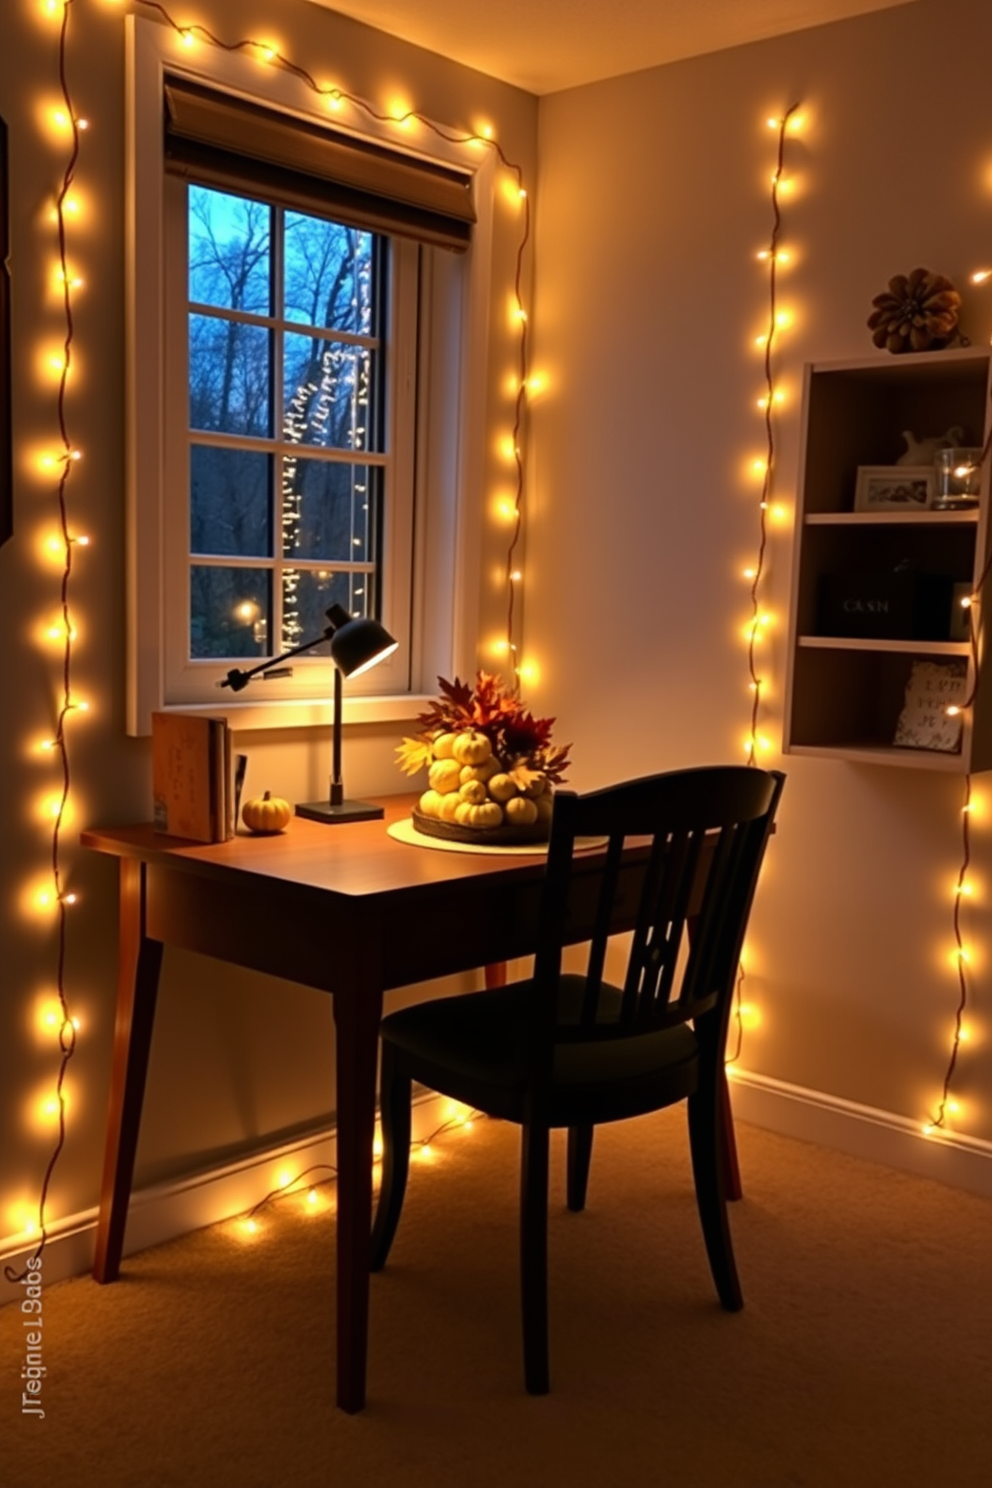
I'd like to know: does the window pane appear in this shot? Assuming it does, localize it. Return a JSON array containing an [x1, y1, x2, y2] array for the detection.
[[188, 186, 271, 314], [282, 569, 371, 651], [190, 314, 272, 437], [190, 566, 270, 658], [191, 446, 272, 557], [280, 458, 374, 561], [283, 212, 373, 335], [282, 334, 378, 452]]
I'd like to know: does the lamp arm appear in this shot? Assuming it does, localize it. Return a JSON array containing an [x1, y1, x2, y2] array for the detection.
[[218, 626, 335, 692]]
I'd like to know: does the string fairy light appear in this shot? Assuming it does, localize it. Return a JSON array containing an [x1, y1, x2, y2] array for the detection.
[[6, 0, 86, 1283], [235, 1105, 485, 1238], [13, 1, 530, 1233], [921, 398, 992, 1132], [127, 0, 532, 693], [727, 103, 800, 1069], [743, 102, 800, 767]]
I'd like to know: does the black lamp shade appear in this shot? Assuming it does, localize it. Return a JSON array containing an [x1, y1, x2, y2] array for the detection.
[[327, 607, 399, 679]]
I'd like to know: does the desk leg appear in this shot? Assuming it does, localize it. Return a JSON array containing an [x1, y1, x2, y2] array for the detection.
[[333, 968, 383, 1413], [93, 859, 163, 1284]]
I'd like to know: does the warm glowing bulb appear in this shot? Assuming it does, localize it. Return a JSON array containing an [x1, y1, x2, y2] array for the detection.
[[960, 596, 973, 609], [245, 1218, 257, 1233], [743, 567, 756, 579], [510, 570, 522, 582], [180, 28, 196, 47], [372, 1134, 384, 1158], [971, 270, 992, 284], [307, 1188, 318, 1205], [922, 1122, 935, 1136], [327, 91, 343, 111], [946, 705, 961, 717]]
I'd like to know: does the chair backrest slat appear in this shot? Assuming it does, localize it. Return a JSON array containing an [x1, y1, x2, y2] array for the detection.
[[581, 831, 626, 1026]]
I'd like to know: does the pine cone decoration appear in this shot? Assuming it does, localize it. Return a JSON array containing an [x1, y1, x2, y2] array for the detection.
[[867, 268, 962, 354]]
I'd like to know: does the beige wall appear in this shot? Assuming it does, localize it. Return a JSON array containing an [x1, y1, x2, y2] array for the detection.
[[530, 0, 991, 1135], [0, 0, 536, 1234]]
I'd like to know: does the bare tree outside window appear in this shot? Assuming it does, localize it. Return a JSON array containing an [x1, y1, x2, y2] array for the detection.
[[186, 185, 385, 660]]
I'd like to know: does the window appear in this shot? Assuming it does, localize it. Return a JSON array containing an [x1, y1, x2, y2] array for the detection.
[[127, 17, 496, 733], [164, 176, 417, 700], [187, 190, 385, 658]]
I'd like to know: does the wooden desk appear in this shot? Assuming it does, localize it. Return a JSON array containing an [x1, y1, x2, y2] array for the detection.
[[82, 796, 647, 1412]]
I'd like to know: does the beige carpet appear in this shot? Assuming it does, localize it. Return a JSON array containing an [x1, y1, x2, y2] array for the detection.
[[3, 1112, 990, 1488]]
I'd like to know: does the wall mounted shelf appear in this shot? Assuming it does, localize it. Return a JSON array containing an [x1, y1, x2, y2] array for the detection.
[[784, 347, 992, 771]]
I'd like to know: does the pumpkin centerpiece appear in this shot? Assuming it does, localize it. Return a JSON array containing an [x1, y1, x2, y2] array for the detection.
[[396, 674, 570, 844]]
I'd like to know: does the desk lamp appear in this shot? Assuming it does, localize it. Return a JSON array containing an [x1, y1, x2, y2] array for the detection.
[[220, 603, 398, 824]]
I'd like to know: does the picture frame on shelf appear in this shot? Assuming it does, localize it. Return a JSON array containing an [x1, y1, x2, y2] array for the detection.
[[892, 658, 967, 753], [853, 465, 934, 512]]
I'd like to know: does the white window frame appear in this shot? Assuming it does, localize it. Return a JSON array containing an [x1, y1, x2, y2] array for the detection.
[[125, 15, 495, 735]]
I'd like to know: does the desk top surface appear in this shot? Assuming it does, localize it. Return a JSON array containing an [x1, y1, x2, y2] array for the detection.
[[80, 794, 558, 902]]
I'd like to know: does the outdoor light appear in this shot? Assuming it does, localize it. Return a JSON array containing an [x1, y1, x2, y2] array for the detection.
[[220, 603, 398, 823]]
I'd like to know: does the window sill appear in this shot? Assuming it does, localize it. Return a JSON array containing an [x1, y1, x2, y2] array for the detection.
[[158, 693, 436, 734]]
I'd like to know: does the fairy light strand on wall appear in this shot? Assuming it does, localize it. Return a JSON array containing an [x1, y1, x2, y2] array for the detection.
[[5, 0, 86, 1283], [8, 0, 533, 1265], [744, 102, 800, 766], [924, 401, 992, 1133], [728, 104, 800, 1071], [132, 0, 533, 688]]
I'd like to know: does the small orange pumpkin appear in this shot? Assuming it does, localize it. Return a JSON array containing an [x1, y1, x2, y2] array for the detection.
[[242, 790, 292, 835]]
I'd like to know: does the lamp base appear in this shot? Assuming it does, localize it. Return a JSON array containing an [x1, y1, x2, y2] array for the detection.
[[295, 799, 385, 825]]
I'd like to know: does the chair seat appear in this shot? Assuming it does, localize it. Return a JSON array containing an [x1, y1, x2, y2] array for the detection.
[[380, 974, 699, 1125]]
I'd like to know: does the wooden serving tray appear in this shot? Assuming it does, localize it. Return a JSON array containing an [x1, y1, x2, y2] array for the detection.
[[411, 807, 550, 847]]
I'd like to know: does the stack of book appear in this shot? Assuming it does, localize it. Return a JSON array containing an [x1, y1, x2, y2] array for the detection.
[[151, 712, 234, 842]]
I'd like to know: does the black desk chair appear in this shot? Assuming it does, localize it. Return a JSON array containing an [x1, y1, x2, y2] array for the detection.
[[371, 764, 785, 1393]]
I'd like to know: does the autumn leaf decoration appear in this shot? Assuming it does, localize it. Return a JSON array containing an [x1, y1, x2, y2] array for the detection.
[[395, 672, 571, 784]]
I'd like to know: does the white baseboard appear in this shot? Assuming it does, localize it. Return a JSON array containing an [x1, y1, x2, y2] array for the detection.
[[727, 1067, 992, 1197], [4, 1076, 989, 1307], [0, 1092, 452, 1308]]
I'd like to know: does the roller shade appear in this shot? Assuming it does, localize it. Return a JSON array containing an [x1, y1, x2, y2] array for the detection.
[[164, 75, 475, 251]]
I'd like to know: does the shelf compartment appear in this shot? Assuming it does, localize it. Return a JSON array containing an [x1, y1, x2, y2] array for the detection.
[[786, 645, 970, 769], [800, 349, 992, 517]]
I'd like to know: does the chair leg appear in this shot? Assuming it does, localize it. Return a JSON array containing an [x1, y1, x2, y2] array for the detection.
[[520, 1121, 551, 1394], [370, 1044, 412, 1272], [687, 1084, 743, 1312], [566, 1123, 594, 1212]]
